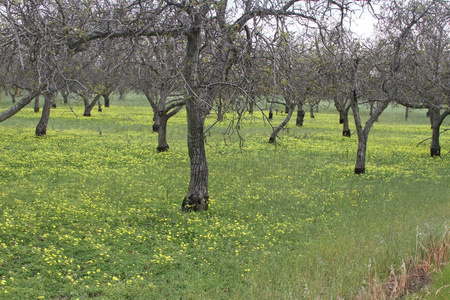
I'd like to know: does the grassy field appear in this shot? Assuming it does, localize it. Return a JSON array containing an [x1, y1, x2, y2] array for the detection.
[[0, 94, 449, 299]]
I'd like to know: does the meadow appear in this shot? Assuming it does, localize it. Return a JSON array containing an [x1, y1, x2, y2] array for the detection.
[[0, 94, 449, 299]]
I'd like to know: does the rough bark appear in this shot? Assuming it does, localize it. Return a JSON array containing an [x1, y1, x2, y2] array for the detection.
[[182, 99, 209, 211], [157, 114, 169, 153], [0, 89, 41, 122], [296, 103, 305, 126], [35, 92, 53, 136], [34, 95, 40, 112], [181, 17, 209, 212], [83, 94, 101, 117]]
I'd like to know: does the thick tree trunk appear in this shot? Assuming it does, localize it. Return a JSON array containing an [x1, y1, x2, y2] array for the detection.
[[269, 104, 295, 143], [0, 89, 41, 122], [34, 95, 40, 112], [157, 115, 169, 153], [296, 103, 305, 126], [83, 94, 101, 117], [354, 136, 367, 174], [429, 108, 441, 157], [103, 92, 111, 108], [152, 111, 160, 132], [35, 92, 53, 136], [182, 100, 209, 212], [181, 17, 209, 212]]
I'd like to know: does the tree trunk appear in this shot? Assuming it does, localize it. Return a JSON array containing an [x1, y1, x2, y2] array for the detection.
[[296, 103, 305, 126], [340, 106, 351, 137], [354, 135, 367, 174], [61, 90, 69, 104], [0, 89, 41, 122], [51, 92, 57, 108], [405, 107, 409, 120], [309, 105, 315, 118], [157, 114, 169, 153], [182, 100, 209, 212], [152, 111, 160, 132], [351, 95, 367, 174], [83, 94, 101, 117], [351, 89, 390, 174], [35, 92, 53, 136], [268, 107, 273, 120], [181, 18, 209, 212], [34, 95, 40, 112], [103, 92, 111, 108], [217, 97, 224, 122], [429, 108, 441, 157], [269, 104, 294, 143]]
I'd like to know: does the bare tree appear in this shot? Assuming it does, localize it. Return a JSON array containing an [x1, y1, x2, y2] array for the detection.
[[389, 1, 450, 156]]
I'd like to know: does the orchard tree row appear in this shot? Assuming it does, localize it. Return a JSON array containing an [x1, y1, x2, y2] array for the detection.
[[0, 0, 448, 211]]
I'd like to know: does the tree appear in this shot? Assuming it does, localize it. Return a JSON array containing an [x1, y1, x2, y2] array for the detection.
[[1, 0, 373, 211], [389, 1, 450, 156], [132, 36, 186, 153]]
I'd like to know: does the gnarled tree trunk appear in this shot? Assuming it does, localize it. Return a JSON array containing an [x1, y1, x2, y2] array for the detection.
[[181, 18, 209, 212]]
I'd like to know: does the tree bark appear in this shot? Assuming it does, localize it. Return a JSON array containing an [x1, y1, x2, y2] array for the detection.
[[268, 107, 273, 120], [351, 89, 390, 174], [296, 102, 305, 126], [35, 91, 53, 136], [157, 114, 169, 153], [83, 94, 101, 117], [340, 105, 351, 137], [103, 91, 111, 107], [181, 17, 209, 212], [428, 107, 450, 157], [34, 95, 40, 112], [182, 99, 209, 211], [269, 103, 295, 143], [309, 105, 315, 118], [0, 89, 41, 122]]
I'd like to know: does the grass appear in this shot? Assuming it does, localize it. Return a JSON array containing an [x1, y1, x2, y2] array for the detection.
[[0, 93, 449, 299]]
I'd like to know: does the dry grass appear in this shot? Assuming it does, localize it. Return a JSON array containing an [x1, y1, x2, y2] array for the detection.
[[360, 226, 449, 299]]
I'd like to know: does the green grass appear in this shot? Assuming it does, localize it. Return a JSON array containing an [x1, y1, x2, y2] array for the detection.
[[0, 94, 449, 299]]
